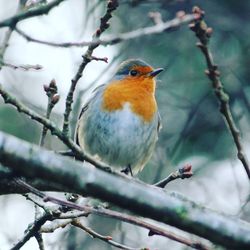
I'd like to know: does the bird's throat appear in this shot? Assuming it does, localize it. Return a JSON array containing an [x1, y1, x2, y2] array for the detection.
[[102, 78, 157, 122]]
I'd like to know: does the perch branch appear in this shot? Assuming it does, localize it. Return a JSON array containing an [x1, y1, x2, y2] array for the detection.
[[0, 131, 250, 249]]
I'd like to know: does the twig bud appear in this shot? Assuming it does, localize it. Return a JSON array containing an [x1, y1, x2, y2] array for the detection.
[[43, 84, 49, 92], [51, 93, 60, 104], [50, 79, 57, 88], [176, 10, 186, 19]]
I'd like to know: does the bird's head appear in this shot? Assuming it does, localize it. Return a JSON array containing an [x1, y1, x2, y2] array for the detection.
[[113, 59, 164, 82]]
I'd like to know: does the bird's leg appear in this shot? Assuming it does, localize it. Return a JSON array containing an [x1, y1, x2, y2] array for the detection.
[[121, 164, 133, 176]]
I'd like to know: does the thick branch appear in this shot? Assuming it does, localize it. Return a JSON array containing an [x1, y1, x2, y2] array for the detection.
[[0, 0, 65, 28], [1, 131, 250, 249]]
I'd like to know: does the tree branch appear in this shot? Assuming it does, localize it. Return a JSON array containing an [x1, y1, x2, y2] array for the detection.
[[0, 0, 65, 28], [1, 131, 250, 249], [189, 6, 250, 179], [154, 164, 193, 188], [14, 177, 211, 250], [14, 12, 197, 48], [39, 79, 60, 146], [71, 219, 141, 250], [0, 83, 114, 172], [10, 211, 53, 250]]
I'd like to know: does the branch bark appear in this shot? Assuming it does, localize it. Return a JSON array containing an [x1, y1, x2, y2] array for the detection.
[[1, 131, 250, 249]]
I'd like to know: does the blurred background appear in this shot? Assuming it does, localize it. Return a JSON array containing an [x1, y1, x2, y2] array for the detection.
[[0, 0, 250, 249]]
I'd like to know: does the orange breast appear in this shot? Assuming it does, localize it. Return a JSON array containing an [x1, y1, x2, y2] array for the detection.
[[102, 76, 157, 122]]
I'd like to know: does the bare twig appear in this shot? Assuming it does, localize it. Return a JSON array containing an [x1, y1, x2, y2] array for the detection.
[[15, 13, 197, 49], [34, 232, 45, 250], [16, 179, 210, 250], [0, 61, 42, 71], [0, 3, 23, 69], [0, 83, 114, 172], [62, 0, 119, 136], [0, 0, 65, 28], [189, 6, 250, 179], [10, 211, 53, 250], [39, 79, 60, 146], [154, 164, 193, 188], [72, 219, 142, 250]]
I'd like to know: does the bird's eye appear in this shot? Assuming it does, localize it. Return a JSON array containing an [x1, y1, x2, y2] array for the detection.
[[130, 70, 138, 76]]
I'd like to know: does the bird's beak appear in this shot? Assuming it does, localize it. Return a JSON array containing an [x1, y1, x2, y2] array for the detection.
[[149, 68, 164, 77]]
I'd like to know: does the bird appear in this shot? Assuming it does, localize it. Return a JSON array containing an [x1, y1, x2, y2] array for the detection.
[[75, 59, 163, 175]]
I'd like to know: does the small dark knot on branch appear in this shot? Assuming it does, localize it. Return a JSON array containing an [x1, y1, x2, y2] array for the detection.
[[179, 164, 193, 179], [189, 6, 213, 46], [107, 0, 119, 11], [43, 79, 60, 104]]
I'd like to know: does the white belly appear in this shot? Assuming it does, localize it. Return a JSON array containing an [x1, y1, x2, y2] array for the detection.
[[78, 101, 158, 173]]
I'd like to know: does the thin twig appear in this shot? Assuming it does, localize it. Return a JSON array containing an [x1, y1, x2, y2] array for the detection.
[[0, 83, 114, 172], [15, 12, 197, 49], [72, 219, 142, 250], [0, 2, 23, 69], [62, 0, 119, 136], [16, 179, 210, 250], [189, 6, 250, 179], [10, 211, 53, 250], [0, 0, 65, 28], [154, 164, 193, 188], [39, 79, 60, 146], [0, 61, 42, 71]]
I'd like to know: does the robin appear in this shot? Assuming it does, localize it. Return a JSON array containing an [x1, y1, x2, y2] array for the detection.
[[76, 59, 163, 175]]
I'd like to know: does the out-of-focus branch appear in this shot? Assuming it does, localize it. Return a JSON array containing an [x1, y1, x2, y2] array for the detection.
[[62, 0, 119, 136], [0, 0, 65, 28], [0, 61, 42, 71], [0, 3, 23, 70], [15, 12, 197, 49], [1, 131, 250, 249], [189, 6, 250, 179]]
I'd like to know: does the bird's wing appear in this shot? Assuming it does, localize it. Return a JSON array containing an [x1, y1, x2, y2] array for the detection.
[[75, 84, 105, 146]]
